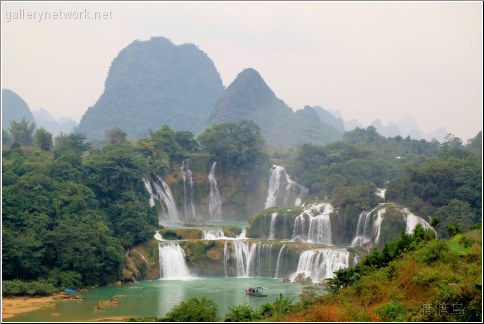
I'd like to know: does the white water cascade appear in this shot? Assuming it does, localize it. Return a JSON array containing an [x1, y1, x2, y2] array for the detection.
[[274, 245, 286, 278], [224, 240, 251, 277], [153, 176, 180, 224], [403, 208, 435, 234], [208, 162, 223, 220], [202, 229, 226, 240], [181, 160, 196, 219], [142, 178, 156, 207], [268, 212, 278, 240], [289, 249, 350, 283], [158, 243, 191, 279], [264, 165, 307, 208], [154, 230, 164, 241], [351, 210, 373, 246], [373, 208, 386, 244], [292, 203, 333, 244]]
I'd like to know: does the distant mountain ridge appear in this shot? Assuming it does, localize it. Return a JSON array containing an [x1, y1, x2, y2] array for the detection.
[[209, 68, 342, 148], [33, 108, 77, 136], [2, 89, 35, 129], [77, 36, 225, 138]]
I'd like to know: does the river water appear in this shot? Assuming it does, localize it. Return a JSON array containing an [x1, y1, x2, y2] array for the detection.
[[7, 277, 304, 321]]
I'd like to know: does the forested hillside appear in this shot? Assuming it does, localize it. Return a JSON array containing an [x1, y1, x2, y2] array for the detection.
[[2, 119, 481, 298]]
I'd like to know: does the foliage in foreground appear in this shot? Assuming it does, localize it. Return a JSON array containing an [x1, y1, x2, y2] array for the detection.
[[158, 297, 218, 322], [282, 229, 482, 322]]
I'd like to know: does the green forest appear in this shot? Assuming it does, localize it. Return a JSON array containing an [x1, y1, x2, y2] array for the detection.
[[2, 118, 482, 314]]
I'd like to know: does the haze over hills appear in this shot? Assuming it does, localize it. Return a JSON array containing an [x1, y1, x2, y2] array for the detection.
[[32, 108, 77, 137], [76, 36, 225, 138], [209, 68, 342, 148], [2, 89, 35, 129]]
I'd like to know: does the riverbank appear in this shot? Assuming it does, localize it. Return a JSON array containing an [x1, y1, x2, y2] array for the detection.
[[2, 295, 135, 321], [2, 295, 60, 320]]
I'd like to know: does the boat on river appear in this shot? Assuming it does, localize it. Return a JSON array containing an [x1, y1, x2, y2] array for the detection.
[[245, 287, 267, 297]]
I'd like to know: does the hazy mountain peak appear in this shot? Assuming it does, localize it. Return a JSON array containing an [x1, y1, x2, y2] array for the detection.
[[77, 36, 225, 138], [2, 89, 35, 129], [210, 69, 341, 148], [33, 108, 56, 122]]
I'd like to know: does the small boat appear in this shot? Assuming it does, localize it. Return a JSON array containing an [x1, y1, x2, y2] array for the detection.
[[245, 287, 267, 297]]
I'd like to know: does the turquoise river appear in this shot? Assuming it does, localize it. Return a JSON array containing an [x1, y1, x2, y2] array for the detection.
[[6, 277, 305, 321]]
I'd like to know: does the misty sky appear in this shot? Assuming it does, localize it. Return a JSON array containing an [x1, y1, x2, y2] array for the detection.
[[2, 1, 482, 141]]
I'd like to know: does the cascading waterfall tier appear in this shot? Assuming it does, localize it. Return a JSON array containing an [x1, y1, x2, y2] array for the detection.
[[292, 203, 333, 244], [264, 165, 308, 208], [402, 208, 435, 235], [143, 176, 179, 225], [289, 248, 351, 283], [154, 230, 164, 241], [351, 204, 436, 247], [181, 160, 197, 220], [208, 162, 223, 220], [202, 229, 226, 240], [351, 205, 386, 247], [158, 243, 191, 279]]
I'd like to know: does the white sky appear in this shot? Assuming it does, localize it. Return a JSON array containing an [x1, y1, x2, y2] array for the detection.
[[1, 1, 482, 141]]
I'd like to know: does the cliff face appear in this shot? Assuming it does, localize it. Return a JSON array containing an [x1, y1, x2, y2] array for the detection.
[[77, 37, 225, 139]]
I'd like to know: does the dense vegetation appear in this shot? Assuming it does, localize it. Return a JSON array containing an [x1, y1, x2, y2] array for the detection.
[[288, 127, 482, 236], [2, 120, 270, 294], [282, 228, 482, 322], [2, 117, 481, 306]]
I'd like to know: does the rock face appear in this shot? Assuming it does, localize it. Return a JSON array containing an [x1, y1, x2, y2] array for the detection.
[[77, 36, 225, 138], [2, 89, 35, 129], [210, 68, 342, 148]]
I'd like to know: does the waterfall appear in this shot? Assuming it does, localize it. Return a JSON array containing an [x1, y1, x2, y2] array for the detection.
[[372, 208, 386, 244], [268, 212, 278, 240], [153, 176, 179, 224], [142, 178, 156, 207], [275, 245, 286, 278], [307, 204, 333, 244], [403, 208, 435, 234], [265, 166, 284, 208], [158, 243, 190, 279], [289, 249, 350, 283], [208, 162, 223, 220], [224, 241, 276, 277], [202, 229, 226, 240], [154, 230, 164, 241], [375, 188, 387, 199], [181, 160, 196, 219], [223, 241, 229, 277], [230, 240, 251, 277], [265, 165, 307, 208], [292, 203, 333, 244], [236, 229, 247, 239], [351, 210, 372, 246]]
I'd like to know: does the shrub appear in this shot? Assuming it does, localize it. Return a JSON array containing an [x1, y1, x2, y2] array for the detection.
[[2, 279, 56, 297], [374, 300, 407, 321], [160, 297, 218, 322], [224, 304, 257, 322]]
